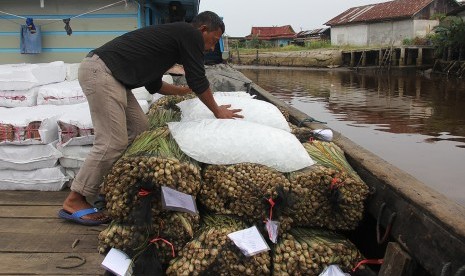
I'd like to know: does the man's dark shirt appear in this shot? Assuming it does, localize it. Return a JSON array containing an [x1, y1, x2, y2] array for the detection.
[[93, 22, 209, 94]]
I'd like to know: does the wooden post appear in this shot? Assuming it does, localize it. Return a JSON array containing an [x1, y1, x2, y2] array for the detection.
[[362, 51, 367, 67], [417, 48, 423, 66], [400, 47, 405, 66], [378, 49, 383, 66], [350, 51, 355, 67], [255, 49, 259, 65], [406, 48, 413, 65], [379, 242, 415, 276], [391, 48, 396, 66]]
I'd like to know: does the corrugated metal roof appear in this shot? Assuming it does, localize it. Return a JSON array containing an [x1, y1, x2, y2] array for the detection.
[[246, 25, 295, 39], [325, 0, 434, 26], [295, 28, 329, 38]]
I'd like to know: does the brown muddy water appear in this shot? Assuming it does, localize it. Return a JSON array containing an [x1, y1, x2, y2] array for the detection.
[[238, 66, 465, 207]]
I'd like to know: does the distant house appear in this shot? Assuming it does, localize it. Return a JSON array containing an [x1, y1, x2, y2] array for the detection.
[[294, 28, 330, 46], [245, 25, 295, 47], [324, 0, 460, 47]]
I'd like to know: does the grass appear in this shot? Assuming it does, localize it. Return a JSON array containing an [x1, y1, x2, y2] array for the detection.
[[232, 42, 373, 55]]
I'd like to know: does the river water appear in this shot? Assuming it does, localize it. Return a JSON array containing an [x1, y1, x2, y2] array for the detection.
[[238, 67, 465, 207]]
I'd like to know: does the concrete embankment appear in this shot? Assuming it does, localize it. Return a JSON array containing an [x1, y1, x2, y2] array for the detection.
[[230, 49, 343, 68]]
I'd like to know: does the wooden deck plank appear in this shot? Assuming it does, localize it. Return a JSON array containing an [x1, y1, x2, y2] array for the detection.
[[0, 190, 69, 205], [0, 205, 61, 218], [0, 218, 107, 234], [0, 232, 100, 253], [0, 252, 105, 275]]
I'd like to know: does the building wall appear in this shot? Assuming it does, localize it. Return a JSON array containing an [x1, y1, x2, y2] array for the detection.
[[0, 0, 140, 63], [368, 20, 413, 46], [330, 24, 368, 46], [332, 19, 438, 47], [413, 19, 439, 38]]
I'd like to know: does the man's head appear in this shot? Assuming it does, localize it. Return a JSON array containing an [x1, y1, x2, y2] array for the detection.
[[191, 11, 225, 52]]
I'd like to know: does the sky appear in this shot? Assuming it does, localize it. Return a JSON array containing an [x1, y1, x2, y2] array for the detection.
[[199, 0, 388, 37]]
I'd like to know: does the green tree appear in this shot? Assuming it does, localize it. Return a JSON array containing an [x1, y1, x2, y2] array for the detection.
[[431, 16, 465, 60]]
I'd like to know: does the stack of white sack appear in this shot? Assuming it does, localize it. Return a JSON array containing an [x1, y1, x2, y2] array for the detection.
[[55, 102, 92, 180], [0, 105, 70, 191], [0, 61, 66, 107]]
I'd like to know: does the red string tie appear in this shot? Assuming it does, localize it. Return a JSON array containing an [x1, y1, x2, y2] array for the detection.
[[267, 197, 275, 220], [352, 258, 384, 272], [150, 237, 175, 257], [138, 188, 151, 197], [330, 177, 340, 190]]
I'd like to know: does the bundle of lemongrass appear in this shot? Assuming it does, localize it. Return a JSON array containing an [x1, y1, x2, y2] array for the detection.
[[273, 227, 363, 275], [284, 141, 369, 230], [200, 163, 294, 230], [147, 106, 181, 130], [150, 94, 196, 111], [97, 221, 150, 254], [103, 127, 201, 223], [166, 215, 271, 275]]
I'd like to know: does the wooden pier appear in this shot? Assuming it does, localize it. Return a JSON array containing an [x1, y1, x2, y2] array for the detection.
[[342, 46, 435, 69], [0, 190, 105, 275]]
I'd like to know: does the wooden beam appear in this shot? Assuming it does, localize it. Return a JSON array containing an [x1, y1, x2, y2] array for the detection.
[[379, 242, 414, 276]]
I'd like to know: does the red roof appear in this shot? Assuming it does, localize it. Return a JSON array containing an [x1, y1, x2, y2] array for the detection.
[[325, 0, 436, 26], [245, 25, 296, 40]]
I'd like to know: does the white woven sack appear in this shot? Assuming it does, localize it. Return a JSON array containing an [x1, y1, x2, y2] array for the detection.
[[65, 63, 80, 81], [0, 87, 39, 107], [57, 145, 91, 169], [0, 105, 68, 145], [37, 80, 86, 105], [0, 142, 62, 170], [0, 63, 39, 90], [0, 166, 69, 191], [177, 96, 290, 132], [168, 119, 314, 172], [57, 102, 94, 147], [131, 87, 152, 102]]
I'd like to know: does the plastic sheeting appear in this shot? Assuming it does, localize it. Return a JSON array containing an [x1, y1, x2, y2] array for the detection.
[[168, 119, 314, 172], [177, 95, 291, 132]]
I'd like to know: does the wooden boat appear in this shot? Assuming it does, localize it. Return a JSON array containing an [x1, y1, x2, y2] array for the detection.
[[247, 79, 465, 276]]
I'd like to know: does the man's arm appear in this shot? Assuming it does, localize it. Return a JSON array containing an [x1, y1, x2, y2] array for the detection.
[[157, 81, 192, 96], [197, 87, 243, 119]]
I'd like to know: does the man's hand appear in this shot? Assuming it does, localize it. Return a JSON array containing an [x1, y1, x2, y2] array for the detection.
[[214, 104, 243, 119]]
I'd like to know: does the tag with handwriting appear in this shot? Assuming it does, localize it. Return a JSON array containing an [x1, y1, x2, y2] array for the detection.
[[161, 186, 198, 215], [101, 248, 133, 276], [227, 226, 270, 256]]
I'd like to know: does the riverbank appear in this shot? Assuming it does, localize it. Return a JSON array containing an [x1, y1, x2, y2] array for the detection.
[[230, 49, 343, 68]]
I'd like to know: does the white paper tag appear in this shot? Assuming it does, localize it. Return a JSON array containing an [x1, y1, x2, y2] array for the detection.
[[161, 186, 198, 215], [101, 248, 133, 276], [265, 219, 279, 243], [227, 226, 270, 257]]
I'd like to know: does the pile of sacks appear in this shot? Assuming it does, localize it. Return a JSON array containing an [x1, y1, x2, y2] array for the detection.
[[0, 61, 170, 191]]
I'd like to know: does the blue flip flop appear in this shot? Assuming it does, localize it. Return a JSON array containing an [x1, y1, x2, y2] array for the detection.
[[58, 208, 110, 226]]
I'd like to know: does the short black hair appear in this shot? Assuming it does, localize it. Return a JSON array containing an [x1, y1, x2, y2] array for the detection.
[[191, 11, 225, 34]]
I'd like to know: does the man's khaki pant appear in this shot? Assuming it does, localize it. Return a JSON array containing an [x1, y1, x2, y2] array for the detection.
[[72, 54, 149, 196]]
